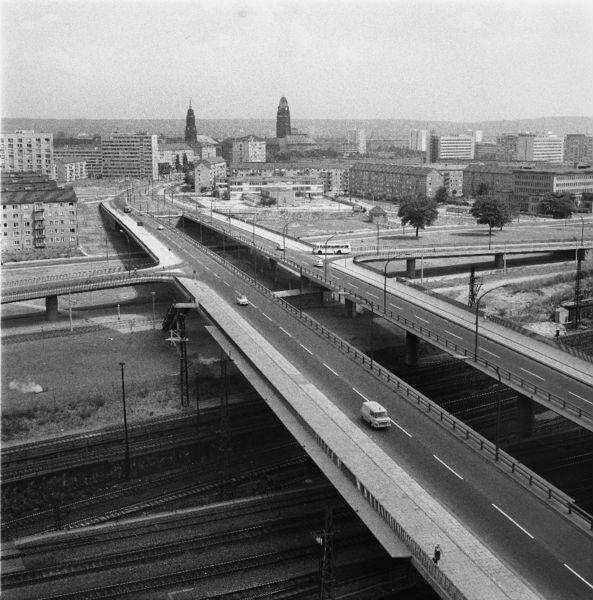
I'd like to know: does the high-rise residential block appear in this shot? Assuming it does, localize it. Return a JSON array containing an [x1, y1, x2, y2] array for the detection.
[[564, 134, 593, 166], [101, 133, 159, 179], [276, 97, 291, 138], [356, 129, 366, 154], [0, 130, 54, 177], [55, 146, 103, 178], [434, 135, 475, 160], [516, 133, 563, 163], [410, 129, 429, 152]]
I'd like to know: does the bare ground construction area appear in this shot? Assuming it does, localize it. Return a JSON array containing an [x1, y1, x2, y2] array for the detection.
[[1, 288, 235, 445]]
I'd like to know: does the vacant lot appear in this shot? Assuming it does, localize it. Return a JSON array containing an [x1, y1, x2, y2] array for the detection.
[[1, 312, 225, 445]]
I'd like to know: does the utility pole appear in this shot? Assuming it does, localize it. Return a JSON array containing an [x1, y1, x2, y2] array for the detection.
[[318, 507, 335, 600], [177, 314, 190, 407], [468, 265, 480, 307], [574, 251, 583, 329]]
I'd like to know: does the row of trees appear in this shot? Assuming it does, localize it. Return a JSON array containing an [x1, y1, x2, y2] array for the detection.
[[397, 195, 513, 242]]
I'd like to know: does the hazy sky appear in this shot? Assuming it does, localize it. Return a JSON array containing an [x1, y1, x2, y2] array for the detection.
[[2, 0, 592, 121]]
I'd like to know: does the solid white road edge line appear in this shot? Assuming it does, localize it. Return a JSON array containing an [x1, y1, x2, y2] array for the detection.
[[433, 454, 463, 479], [568, 391, 593, 406], [323, 363, 340, 377], [389, 419, 413, 438], [563, 563, 593, 590], [491, 503, 534, 539]]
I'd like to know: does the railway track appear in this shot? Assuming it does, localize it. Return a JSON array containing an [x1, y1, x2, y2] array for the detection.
[[26, 533, 370, 600], [3, 443, 310, 538]]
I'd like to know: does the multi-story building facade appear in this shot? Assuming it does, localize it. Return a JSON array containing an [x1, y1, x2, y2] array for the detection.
[[426, 163, 467, 196], [0, 130, 54, 177], [222, 135, 266, 164], [410, 129, 428, 152], [228, 175, 323, 200], [462, 163, 515, 198], [433, 135, 475, 160], [516, 133, 563, 163], [55, 158, 87, 183], [54, 145, 102, 178], [563, 134, 593, 166], [495, 134, 518, 162], [474, 142, 498, 161], [158, 142, 196, 168], [513, 166, 593, 212], [101, 133, 159, 180], [194, 157, 227, 192], [349, 163, 443, 201], [356, 129, 367, 154], [1, 171, 78, 253]]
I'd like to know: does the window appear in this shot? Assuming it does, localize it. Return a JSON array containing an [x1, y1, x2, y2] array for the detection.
[[13, 240, 19, 245]]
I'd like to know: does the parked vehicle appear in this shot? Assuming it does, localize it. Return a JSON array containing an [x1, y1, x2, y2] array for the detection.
[[314, 258, 324, 268], [123, 206, 132, 213], [360, 401, 390, 429], [235, 293, 249, 306]]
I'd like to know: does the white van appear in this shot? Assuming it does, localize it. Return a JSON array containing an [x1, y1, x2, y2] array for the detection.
[[360, 401, 390, 429]]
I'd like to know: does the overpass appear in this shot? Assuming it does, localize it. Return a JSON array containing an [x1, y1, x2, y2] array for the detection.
[[6, 199, 593, 598], [114, 203, 593, 598], [177, 208, 593, 433]]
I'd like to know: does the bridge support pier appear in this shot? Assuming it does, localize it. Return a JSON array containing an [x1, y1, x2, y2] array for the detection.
[[345, 297, 356, 318], [406, 258, 416, 278], [45, 295, 59, 321], [516, 395, 534, 438], [494, 252, 505, 269], [404, 331, 419, 367]]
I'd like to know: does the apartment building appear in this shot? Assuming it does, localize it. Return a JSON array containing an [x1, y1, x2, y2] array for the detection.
[[513, 165, 593, 211], [55, 158, 87, 183], [222, 135, 266, 164], [435, 135, 475, 160], [425, 163, 467, 196], [101, 133, 159, 180], [462, 163, 515, 198], [54, 145, 103, 178], [410, 129, 428, 152], [159, 142, 196, 168], [0, 130, 54, 177], [194, 157, 227, 192], [564, 134, 593, 166], [349, 163, 443, 200], [516, 134, 563, 163], [1, 171, 78, 253]]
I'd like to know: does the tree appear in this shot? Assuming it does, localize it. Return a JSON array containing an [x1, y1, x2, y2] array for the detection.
[[158, 162, 172, 176], [184, 170, 194, 190], [174, 154, 181, 172], [476, 182, 489, 197], [540, 193, 575, 219], [434, 186, 449, 204], [398, 196, 439, 237], [471, 196, 512, 246]]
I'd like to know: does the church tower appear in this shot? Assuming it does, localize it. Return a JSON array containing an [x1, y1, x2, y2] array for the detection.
[[276, 96, 291, 139], [185, 100, 197, 145]]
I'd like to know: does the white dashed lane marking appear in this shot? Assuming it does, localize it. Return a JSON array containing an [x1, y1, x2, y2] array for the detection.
[[433, 454, 463, 479], [323, 363, 340, 377], [491, 504, 534, 539]]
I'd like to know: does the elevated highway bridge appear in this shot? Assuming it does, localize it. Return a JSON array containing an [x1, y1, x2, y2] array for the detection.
[[4, 199, 593, 599]]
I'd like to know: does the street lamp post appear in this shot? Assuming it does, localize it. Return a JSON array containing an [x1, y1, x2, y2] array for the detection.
[[119, 361, 131, 478], [376, 222, 380, 253], [474, 284, 507, 361], [494, 366, 503, 461], [151, 291, 156, 329], [323, 233, 336, 281], [383, 256, 398, 309]]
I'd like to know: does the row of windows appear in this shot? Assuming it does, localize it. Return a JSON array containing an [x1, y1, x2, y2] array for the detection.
[[5, 236, 76, 245]]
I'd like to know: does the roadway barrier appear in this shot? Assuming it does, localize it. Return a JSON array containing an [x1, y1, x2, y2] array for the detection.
[[157, 217, 593, 532]]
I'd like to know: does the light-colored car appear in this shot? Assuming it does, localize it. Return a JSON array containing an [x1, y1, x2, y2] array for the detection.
[[314, 258, 324, 268], [157, 225, 164, 230], [235, 293, 249, 306], [360, 400, 390, 429]]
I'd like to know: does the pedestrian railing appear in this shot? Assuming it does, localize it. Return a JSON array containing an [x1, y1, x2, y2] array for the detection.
[[157, 216, 593, 533]]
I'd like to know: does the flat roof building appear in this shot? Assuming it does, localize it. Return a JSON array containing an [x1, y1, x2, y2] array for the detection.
[[55, 145, 102, 178], [101, 133, 159, 180], [516, 134, 563, 163], [0, 130, 54, 178]]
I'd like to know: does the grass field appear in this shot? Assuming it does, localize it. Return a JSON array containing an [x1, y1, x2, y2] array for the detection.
[[1, 312, 225, 445]]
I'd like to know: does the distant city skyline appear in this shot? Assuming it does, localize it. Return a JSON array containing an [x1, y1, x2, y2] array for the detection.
[[2, 0, 592, 121]]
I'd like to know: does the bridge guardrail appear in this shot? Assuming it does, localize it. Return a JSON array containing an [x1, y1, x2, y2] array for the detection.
[[160, 216, 593, 533], [189, 210, 593, 427]]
